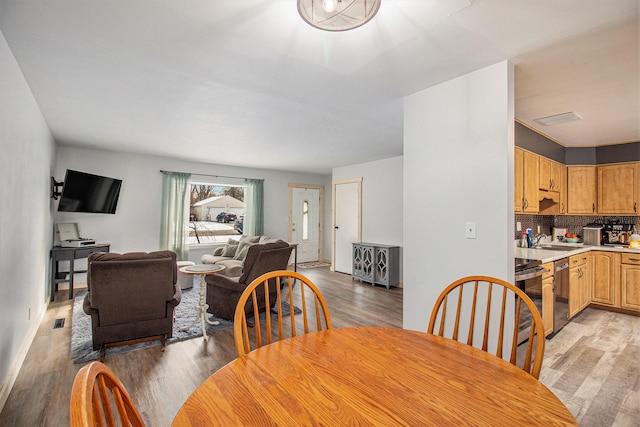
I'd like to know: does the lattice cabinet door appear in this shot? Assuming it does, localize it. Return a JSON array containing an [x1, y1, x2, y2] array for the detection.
[[374, 245, 399, 289], [352, 243, 375, 283]]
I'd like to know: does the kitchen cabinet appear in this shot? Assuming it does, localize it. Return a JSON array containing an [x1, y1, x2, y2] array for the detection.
[[591, 251, 617, 307], [539, 158, 561, 192], [541, 262, 554, 336], [514, 149, 539, 213], [352, 243, 399, 289], [620, 253, 640, 311], [559, 165, 567, 214], [597, 162, 639, 215], [569, 253, 591, 318], [514, 148, 524, 212], [567, 166, 597, 214]]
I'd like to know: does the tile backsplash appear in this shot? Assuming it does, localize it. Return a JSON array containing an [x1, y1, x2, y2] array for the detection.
[[514, 215, 638, 240]]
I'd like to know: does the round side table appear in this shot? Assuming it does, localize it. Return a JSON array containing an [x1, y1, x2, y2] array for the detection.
[[178, 264, 225, 342]]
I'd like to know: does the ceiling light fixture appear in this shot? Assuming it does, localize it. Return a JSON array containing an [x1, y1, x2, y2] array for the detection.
[[297, 0, 381, 32], [534, 111, 582, 126]]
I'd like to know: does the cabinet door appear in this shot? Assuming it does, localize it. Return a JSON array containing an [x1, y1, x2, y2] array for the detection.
[[567, 166, 597, 214], [559, 165, 567, 214], [620, 258, 640, 311], [541, 276, 554, 336], [569, 267, 581, 318], [550, 161, 562, 193], [514, 148, 524, 213], [539, 156, 551, 191], [581, 261, 591, 311], [523, 151, 539, 213], [597, 163, 639, 214], [591, 252, 616, 306]]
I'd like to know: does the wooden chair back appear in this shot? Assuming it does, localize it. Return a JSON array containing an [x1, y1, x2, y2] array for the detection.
[[427, 275, 545, 379], [233, 270, 332, 358], [70, 361, 145, 427]]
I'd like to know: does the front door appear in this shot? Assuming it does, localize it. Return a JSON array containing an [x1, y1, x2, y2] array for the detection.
[[290, 185, 322, 263]]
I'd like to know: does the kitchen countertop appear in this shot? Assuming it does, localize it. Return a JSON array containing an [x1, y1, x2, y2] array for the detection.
[[515, 243, 640, 263]]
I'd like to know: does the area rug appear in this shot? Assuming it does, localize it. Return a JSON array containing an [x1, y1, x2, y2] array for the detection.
[[71, 282, 298, 363], [298, 261, 331, 269]]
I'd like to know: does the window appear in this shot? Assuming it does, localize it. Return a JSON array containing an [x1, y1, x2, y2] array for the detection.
[[187, 182, 245, 244], [302, 200, 309, 240]]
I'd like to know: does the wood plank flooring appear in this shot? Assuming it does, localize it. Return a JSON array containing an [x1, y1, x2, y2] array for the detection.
[[0, 267, 637, 426]]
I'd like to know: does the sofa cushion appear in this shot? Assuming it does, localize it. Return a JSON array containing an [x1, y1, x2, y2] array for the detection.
[[220, 243, 238, 257], [216, 259, 243, 277], [240, 235, 261, 244], [232, 241, 253, 261]]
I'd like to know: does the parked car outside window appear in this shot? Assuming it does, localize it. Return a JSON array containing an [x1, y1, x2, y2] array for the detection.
[[234, 215, 244, 234], [216, 212, 237, 223]]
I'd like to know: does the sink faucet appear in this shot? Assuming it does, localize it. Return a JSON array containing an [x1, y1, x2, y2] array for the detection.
[[533, 234, 548, 248]]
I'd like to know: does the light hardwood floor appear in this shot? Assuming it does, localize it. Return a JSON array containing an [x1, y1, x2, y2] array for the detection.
[[0, 267, 637, 426]]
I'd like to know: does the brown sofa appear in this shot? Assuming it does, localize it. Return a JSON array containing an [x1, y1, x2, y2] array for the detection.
[[83, 251, 182, 358], [205, 240, 293, 320]]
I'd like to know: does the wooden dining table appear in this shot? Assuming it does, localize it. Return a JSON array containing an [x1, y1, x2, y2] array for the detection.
[[172, 326, 578, 426]]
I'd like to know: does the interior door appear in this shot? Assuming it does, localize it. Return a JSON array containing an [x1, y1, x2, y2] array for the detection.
[[333, 179, 361, 274], [290, 186, 321, 263]]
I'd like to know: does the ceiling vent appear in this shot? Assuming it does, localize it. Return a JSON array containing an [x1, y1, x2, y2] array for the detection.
[[534, 111, 582, 126]]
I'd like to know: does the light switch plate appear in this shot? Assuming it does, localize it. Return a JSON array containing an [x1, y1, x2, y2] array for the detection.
[[465, 222, 477, 239]]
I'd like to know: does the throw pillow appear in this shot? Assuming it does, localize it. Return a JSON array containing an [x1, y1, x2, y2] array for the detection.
[[240, 235, 261, 244], [233, 241, 253, 261], [221, 244, 238, 257]]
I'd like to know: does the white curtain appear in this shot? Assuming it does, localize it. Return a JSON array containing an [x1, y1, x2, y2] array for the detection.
[[244, 178, 264, 236], [160, 171, 191, 260]]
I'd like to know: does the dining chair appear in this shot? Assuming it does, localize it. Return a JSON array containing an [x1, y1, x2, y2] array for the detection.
[[427, 275, 545, 379], [70, 361, 145, 427], [233, 270, 333, 357]]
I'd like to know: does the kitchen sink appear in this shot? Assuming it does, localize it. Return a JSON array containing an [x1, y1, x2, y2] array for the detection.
[[536, 245, 580, 251]]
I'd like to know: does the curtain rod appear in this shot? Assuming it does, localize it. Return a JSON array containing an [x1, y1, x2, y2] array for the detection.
[[160, 169, 254, 181]]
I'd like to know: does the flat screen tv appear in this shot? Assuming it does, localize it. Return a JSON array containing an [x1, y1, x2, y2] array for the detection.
[[57, 169, 122, 214]]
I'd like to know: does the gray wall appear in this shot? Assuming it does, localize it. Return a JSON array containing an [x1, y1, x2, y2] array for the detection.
[[0, 32, 56, 401], [516, 121, 640, 165]]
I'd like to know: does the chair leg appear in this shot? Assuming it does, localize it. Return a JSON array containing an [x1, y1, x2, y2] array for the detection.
[[161, 336, 166, 352]]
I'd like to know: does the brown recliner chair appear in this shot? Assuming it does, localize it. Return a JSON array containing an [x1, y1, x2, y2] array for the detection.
[[205, 240, 293, 320], [83, 250, 182, 360]]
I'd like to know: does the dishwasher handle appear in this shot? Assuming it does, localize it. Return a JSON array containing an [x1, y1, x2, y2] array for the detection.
[[555, 261, 569, 271]]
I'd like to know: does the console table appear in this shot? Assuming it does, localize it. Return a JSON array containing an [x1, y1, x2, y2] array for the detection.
[[50, 244, 110, 301], [352, 242, 400, 289]]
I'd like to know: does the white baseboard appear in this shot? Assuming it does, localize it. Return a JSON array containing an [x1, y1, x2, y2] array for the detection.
[[0, 301, 47, 414]]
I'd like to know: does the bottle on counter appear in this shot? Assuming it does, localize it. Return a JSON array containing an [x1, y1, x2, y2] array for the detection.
[[520, 231, 528, 248], [526, 229, 533, 248]]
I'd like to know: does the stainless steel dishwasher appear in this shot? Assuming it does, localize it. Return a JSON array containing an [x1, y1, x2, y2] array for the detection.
[[552, 259, 570, 335]]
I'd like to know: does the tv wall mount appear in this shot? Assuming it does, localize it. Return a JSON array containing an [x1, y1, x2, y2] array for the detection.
[[51, 176, 64, 200]]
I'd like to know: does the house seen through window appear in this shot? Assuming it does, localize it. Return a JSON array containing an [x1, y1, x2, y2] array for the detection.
[[187, 182, 245, 244]]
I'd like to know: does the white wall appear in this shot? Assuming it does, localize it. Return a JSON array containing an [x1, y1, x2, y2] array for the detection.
[[54, 147, 330, 261], [332, 156, 403, 279], [0, 31, 56, 405], [403, 62, 515, 339]]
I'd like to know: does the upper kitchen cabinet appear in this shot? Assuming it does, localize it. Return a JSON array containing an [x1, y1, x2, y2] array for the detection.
[[597, 162, 639, 215], [567, 166, 597, 214], [539, 157, 562, 193], [515, 149, 540, 213]]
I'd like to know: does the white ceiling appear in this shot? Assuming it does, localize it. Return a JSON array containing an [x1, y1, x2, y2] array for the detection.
[[1, 0, 638, 174]]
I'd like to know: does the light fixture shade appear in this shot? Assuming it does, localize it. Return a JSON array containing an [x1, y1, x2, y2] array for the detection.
[[298, 0, 381, 32]]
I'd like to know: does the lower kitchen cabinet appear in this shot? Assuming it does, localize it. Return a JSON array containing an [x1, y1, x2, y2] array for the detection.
[[541, 262, 554, 336], [352, 243, 400, 289], [591, 251, 618, 306], [569, 253, 591, 318], [620, 253, 640, 311]]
